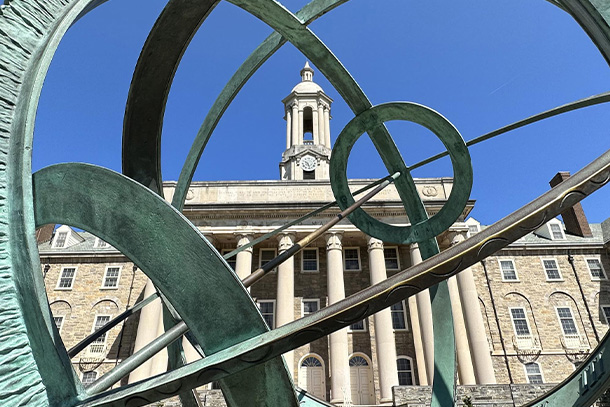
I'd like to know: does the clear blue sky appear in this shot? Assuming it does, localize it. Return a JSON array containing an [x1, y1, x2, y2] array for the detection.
[[33, 0, 610, 226]]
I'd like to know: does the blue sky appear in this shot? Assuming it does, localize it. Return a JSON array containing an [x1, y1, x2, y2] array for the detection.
[[33, 0, 610, 226]]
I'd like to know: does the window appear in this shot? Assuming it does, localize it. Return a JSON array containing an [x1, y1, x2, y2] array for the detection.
[[384, 247, 400, 270], [524, 363, 544, 384], [391, 301, 408, 330], [349, 355, 369, 367], [499, 260, 518, 281], [510, 308, 531, 337], [102, 266, 121, 288], [303, 170, 315, 180], [302, 299, 320, 317], [81, 371, 98, 386], [556, 307, 578, 336], [397, 357, 414, 385], [222, 249, 236, 270], [56, 267, 76, 289], [257, 300, 275, 329], [586, 258, 606, 280], [601, 306, 610, 324], [343, 248, 361, 271], [468, 224, 480, 237], [259, 248, 277, 272], [349, 319, 366, 332], [94, 238, 108, 248], [53, 316, 64, 332], [90, 315, 110, 354], [301, 248, 319, 272], [542, 259, 562, 280], [549, 223, 565, 240], [53, 231, 68, 248]]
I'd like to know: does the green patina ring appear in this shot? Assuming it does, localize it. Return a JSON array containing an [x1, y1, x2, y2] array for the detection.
[[330, 102, 473, 243]]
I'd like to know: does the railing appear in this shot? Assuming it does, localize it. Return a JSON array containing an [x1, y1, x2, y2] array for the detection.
[[513, 335, 541, 351], [561, 333, 590, 351]]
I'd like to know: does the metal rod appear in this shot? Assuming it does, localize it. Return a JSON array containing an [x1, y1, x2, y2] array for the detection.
[[222, 173, 397, 260], [86, 320, 188, 395], [241, 172, 400, 288], [68, 292, 160, 358]]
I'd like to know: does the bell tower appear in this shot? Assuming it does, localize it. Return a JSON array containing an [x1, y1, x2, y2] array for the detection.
[[280, 62, 333, 180]]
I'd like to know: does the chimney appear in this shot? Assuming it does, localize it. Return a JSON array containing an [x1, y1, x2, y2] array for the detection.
[[35, 224, 55, 244], [549, 172, 593, 237]]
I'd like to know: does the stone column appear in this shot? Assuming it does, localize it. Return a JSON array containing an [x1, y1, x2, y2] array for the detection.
[[323, 107, 331, 148], [453, 233, 497, 384], [276, 232, 296, 376], [367, 237, 399, 403], [291, 104, 299, 147], [182, 337, 200, 363], [410, 244, 434, 384], [234, 233, 254, 281], [298, 109, 304, 145], [325, 232, 350, 404], [128, 279, 163, 383], [407, 296, 427, 385], [447, 276, 476, 384], [312, 108, 319, 145], [150, 302, 169, 374], [317, 103, 325, 147], [286, 108, 292, 149]]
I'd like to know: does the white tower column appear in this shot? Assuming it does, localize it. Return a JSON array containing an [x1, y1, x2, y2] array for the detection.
[[298, 109, 304, 145], [317, 102, 325, 147], [325, 232, 350, 404], [312, 108, 320, 145], [453, 233, 497, 384], [235, 233, 254, 281], [285, 108, 292, 149], [128, 278, 163, 383], [276, 232, 296, 376], [324, 106, 331, 148], [367, 237, 399, 403], [291, 104, 299, 148], [410, 243, 434, 384]]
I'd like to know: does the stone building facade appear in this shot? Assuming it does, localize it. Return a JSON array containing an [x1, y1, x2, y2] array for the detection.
[[37, 65, 610, 406]]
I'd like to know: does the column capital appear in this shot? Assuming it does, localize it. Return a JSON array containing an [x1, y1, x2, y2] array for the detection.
[[367, 235, 384, 252], [234, 233, 254, 253], [324, 231, 343, 251], [277, 232, 296, 252]]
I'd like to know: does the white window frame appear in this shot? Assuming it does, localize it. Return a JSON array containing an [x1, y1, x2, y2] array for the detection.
[[101, 266, 122, 289], [257, 299, 276, 329], [499, 259, 519, 282], [89, 314, 111, 354], [94, 237, 108, 248], [301, 248, 319, 273], [81, 371, 98, 386], [585, 257, 607, 280], [541, 258, 563, 281], [301, 298, 320, 317], [601, 305, 610, 324], [52, 230, 69, 248], [391, 300, 409, 331], [384, 246, 400, 270], [524, 362, 544, 384], [56, 267, 77, 290], [53, 316, 64, 332], [343, 247, 361, 271], [555, 306, 580, 337], [348, 318, 367, 333], [509, 307, 532, 338], [221, 249, 237, 271], [259, 248, 278, 272], [467, 224, 480, 237], [396, 355, 414, 386], [548, 222, 566, 240]]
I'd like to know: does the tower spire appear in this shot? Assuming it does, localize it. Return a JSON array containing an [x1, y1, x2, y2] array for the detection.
[[300, 61, 314, 82]]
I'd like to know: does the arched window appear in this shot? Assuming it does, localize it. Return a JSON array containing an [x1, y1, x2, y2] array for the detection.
[[298, 354, 326, 400], [303, 107, 314, 142], [396, 356, 414, 385], [349, 355, 369, 366], [349, 354, 373, 405], [301, 356, 323, 367], [524, 362, 544, 384]]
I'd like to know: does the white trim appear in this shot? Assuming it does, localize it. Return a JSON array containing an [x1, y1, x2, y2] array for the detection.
[[555, 306, 580, 337], [540, 257, 563, 281], [94, 237, 109, 248], [256, 299, 276, 329], [89, 314, 111, 354], [384, 246, 400, 270], [301, 298, 320, 317], [53, 316, 64, 333], [101, 265, 122, 289], [396, 355, 415, 385], [548, 222, 566, 240], [343, 247, 361, 271], [523, 362, 544, 384], [55, 266, 77, 290], [509, 307, 532, 338], [585, 256, 607, 280], [259, 248, 278, 272], [348, 352, 373, 366], [391, 300, 409, 331], [301, 247, 319, 273], [52, 230, 69, 248], [499, 259, 519, 282], [81, 370, 98, 386], [601, 304, 610, 324]]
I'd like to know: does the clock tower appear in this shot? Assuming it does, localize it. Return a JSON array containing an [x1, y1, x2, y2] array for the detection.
[[280, 62, 333, 180]]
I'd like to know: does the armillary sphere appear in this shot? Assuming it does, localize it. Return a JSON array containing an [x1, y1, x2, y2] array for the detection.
[[0, 1, 609, 407]]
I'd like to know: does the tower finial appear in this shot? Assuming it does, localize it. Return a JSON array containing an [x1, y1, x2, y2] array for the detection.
[[300, 61, 314, 82]]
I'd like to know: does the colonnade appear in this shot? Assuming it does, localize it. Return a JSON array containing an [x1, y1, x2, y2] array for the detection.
[[285, 101, 331, 149], [128, 229, 496, 401]]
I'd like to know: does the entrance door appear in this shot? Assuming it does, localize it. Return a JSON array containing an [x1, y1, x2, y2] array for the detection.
[[299, 355, 326, 400], [349, 355, 374, 405]]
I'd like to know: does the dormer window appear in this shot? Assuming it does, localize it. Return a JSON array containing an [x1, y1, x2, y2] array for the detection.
[[54, 232, 68, 248], [549, 223, 565, 240]]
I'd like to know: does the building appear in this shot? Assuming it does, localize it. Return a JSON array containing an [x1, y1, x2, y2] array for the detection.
[[38, 64, 610, 406]]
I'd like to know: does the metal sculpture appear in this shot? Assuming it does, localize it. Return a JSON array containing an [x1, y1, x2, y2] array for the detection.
[[0, 1, 609, 406]]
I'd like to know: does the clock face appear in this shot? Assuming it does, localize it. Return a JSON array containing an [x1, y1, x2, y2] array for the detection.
[[301, 155, 317, 171]]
